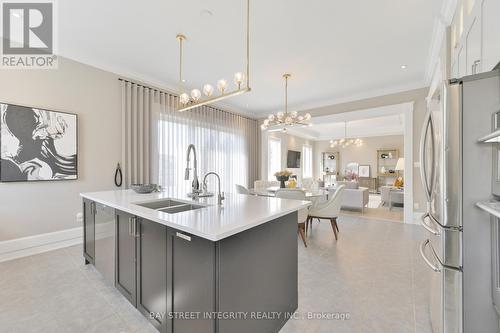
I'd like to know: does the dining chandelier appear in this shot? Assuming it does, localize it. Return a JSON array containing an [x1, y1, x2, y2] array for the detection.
[[176, 0, 251, 112], [330, 122, 363, 148], [260, 73, 312, 132]]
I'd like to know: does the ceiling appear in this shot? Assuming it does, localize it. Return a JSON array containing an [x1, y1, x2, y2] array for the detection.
[[286, 102, 410, 140], [287, 114, 404, 141], [56, 0, 443, 116]]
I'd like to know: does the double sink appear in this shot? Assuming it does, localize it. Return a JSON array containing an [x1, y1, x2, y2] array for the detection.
[[134, 198, 206, 214]]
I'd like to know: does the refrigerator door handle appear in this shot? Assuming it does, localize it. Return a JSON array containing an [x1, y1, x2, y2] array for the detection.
[[419, 239, 442, 272], [419, 110, 435, 203], [421, 213, 441, 236]]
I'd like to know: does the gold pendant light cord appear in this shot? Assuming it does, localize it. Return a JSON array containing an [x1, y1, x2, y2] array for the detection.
[[285, 75, 288, 117], [246, 0, 250, 88], [177, 34, 186, 92]]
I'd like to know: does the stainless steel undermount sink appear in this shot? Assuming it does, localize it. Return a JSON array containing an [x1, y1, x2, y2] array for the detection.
[[134, 198, 206, 214], [158, 204, 204, 214]]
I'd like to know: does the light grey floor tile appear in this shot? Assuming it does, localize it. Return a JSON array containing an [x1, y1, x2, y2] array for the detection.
[[0, 216, 431, 332]]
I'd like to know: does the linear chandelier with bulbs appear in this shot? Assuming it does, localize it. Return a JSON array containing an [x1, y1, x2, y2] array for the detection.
[[330, 121, 363, 148], [261, 73, 312, 132], [176, 0, 251, 112]]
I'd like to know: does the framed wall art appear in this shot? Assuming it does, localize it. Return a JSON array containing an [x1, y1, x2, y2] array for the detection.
[[0, 103, 78, 182]]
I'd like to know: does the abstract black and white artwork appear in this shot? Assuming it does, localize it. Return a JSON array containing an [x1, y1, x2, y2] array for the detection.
[[0, 103, 77, 182]]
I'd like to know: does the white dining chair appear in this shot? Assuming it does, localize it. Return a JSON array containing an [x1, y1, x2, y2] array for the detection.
[[235, 184, 250, 195], [301, 178, 314, 190], [307, 185, 345, 240], [275, 188, 308, 248]]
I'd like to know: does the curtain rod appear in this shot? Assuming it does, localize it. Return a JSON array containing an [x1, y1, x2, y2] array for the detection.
[[118, 78, 257, 121]]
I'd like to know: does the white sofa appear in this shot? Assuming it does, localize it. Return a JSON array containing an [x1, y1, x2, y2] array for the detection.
[[330, 181, 369, 213]]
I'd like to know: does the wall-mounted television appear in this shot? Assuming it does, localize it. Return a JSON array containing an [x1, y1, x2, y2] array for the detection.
[[287, 150, 301, 168]]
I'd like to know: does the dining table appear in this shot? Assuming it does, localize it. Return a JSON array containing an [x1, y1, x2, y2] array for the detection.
[[248, 186, 330, 200]]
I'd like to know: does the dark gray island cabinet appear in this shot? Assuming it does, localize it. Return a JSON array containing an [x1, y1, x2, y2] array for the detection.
[[82, 195, 300, 333]]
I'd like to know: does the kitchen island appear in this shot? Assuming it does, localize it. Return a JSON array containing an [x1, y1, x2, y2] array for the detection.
[[80, 189, 310, 333]]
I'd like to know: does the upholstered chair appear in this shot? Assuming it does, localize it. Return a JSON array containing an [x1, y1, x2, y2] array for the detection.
[[307, 185, 345, 240]]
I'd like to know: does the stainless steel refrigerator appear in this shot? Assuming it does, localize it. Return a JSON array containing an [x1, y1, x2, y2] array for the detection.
[[419, 70, 500, 333]]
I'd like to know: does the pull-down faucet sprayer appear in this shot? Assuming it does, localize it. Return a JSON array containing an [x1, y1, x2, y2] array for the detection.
[[185, 144, 200, 197]]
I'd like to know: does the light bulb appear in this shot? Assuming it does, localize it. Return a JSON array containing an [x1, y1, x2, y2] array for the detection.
[[291, 111, 298, 118], [277, 112, 284, 119], [233, 72, 245, 87], [297, 115, 304, 121], [190, 89, 201, 101], [217, 79, 228, 93], [339, 138, 345, 144], [285, 116, 292, 124], [268, 114, 275, 121], [261, 124, 266, 130], [179, 93, 190, 105], [330, 140, 334, 144], [203, 84, 214, 97], [263, 119, 270, 126], [304, 113, 311, 121]]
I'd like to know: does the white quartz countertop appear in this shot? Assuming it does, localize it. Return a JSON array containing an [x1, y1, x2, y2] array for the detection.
[[80, 190, 311, 241], [476, 200, 500, 219]]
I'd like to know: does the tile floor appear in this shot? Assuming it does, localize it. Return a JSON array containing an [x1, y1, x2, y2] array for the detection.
[[0, 216, 432, 333], [340, 194, 405, 223]]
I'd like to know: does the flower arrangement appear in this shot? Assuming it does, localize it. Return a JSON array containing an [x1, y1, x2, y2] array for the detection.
[[274, 170, 292, 188], [344, 169, 358, 181], [274, 170, 292, 177]]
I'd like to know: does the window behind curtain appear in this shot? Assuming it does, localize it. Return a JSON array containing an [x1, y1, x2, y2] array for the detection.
[[302, 145, 312, 178], [158, 120, 248, 195], [155, 94, 258, 197], [268, 138, 281, 180]]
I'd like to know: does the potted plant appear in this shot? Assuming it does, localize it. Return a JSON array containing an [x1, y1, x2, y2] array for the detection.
[[274, 170, 292, 188]]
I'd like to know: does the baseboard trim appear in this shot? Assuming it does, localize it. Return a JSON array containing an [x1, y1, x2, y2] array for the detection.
[[0, 227, 83, 263]]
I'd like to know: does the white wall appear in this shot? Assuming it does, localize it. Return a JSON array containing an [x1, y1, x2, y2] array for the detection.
[[314, 135, 404, 182], [0, 57, 121, 241], [260, 131, 315, 184]]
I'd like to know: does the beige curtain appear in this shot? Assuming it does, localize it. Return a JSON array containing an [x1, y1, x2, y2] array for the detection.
[[121, 80, 259, 192], [121, 80, 155, 187]]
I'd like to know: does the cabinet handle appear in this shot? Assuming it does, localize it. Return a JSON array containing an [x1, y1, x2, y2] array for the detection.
[[176, 232, 191, 242], [128, 217, 133, 236], [132, 217, 138, 238], [472, 60, 481, 74]]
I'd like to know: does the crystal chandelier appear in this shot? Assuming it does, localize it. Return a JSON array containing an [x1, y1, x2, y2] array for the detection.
[[176, 0, 251, 112], [330, 122, 363, 148], [260, 73, 312, 132]]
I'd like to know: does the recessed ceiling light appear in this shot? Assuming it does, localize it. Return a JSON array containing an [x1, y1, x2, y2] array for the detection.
[[200, 9, 213, 18], [400, 65, 407, 69]]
